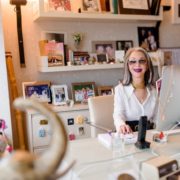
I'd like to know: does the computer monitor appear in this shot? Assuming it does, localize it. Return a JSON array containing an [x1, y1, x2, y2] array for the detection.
[[156, 65, 180, 131]]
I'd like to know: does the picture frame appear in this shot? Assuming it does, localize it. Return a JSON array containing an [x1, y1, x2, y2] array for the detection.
[[97, 54, 108, 63], [81, 0, 101, 13], [97, 86, 113, 96], [47, 0, 71, 11], [137, 26, 159, 51], [41, 31, 67, 44], [115, 50, 125, 63], [51, 85, 69, 105], [73, 51, 89, 65], [45, 42, 65, 67], [92, 41, 116, 63], [119, 0, 150, 15], [172, 0, 180, 24], [71, 82, 96, 104], [116, 40, 133, 52], [22, 81, 51, 102]]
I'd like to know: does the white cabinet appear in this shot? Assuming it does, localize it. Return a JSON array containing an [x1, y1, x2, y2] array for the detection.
[[26, 104, 90, 153]]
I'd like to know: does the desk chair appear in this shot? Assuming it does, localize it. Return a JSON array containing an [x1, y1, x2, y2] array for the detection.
[[88, 95, 115, 137]]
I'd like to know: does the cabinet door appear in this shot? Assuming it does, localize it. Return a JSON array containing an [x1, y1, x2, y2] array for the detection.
[[31, 114, 51, 147], [30, 109, 91, 149]]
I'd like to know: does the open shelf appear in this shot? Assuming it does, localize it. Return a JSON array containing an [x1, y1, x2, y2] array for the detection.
[[34, 11, 163, 23], [38, 63, 124, 72], [33, 1, 163, 23]]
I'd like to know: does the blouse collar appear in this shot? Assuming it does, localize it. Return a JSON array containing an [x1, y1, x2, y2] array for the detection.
[[124, 84, 151, 99]]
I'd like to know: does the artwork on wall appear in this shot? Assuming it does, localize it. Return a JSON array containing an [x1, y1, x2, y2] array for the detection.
[[172, 0, 180, 24], [137, 26, 159, 51], [119, 0, 150, 15], [22, 81, 51, 102], [71, 82, 96, 104]]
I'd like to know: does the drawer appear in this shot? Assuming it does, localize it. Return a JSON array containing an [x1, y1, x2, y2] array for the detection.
[[31, 114, 51, 147]]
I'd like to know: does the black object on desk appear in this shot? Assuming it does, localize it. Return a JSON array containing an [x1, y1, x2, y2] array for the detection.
[[135, 116, 151, 149]]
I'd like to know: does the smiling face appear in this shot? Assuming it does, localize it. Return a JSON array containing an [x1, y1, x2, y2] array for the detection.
[[128, 50, 148, 81]]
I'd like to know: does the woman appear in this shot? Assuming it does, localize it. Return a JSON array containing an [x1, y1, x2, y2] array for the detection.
[[113, 47, 157, 134]]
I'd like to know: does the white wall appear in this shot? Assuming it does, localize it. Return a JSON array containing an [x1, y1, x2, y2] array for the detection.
[[0, 1, 13, 143]]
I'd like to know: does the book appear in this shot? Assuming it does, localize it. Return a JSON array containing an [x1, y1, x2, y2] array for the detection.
[[112, 0, 118, 14]]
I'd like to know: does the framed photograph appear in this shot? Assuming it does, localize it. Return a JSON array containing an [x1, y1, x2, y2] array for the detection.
[[81, 0, 101, 12], [115, 50, 125, 63], [119, 0, 150, 15], [97, 54, 108, 63], [97, 86, 113, 96], [22, 81, 51, 102], [71, 82, 96, 104], [172, 0, 180, 24], [48, 0, 71, 11], [137, 27, 159, 51], [51, 85, 69, 105], [45, 42, 65, 67], [73, 51, 89, 65], [92, 41, 116, 63], [116, 40, 133, 52], [150, 0, 161, 15]]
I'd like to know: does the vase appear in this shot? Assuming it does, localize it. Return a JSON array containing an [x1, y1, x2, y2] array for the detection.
[[74, 40, 81, 51]]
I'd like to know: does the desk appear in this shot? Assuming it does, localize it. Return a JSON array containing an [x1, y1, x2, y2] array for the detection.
[[59, 131, 180, 180]]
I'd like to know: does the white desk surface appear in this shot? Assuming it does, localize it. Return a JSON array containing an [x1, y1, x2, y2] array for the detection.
[[58, 131, 180, 180]]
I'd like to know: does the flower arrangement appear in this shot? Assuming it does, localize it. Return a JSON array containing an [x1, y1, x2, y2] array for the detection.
[[72, 33, 83, 44]]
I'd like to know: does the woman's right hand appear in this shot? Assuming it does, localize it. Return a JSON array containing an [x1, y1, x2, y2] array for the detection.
[[119, 124, 133, 134]]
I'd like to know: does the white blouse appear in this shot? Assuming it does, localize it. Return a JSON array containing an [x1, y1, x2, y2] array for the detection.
[[113, 83, 157, 130]]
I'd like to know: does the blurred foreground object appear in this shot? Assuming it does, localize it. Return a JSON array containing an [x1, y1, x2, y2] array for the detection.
[[0, 98, 73, 179]]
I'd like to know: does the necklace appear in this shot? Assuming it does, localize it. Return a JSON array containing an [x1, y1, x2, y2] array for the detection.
[[132, 82, 145, 89]]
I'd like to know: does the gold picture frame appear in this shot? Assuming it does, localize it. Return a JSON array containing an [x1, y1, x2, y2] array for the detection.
[[71, 82, 96, 104], [22, 81, 51, 102]]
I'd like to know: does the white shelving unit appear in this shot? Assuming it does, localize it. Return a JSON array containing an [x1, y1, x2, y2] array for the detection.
[[33, 1, 163, 22], [34, 0, 163, 73]]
